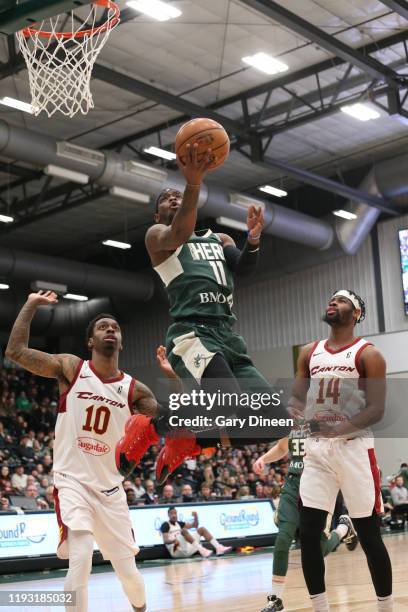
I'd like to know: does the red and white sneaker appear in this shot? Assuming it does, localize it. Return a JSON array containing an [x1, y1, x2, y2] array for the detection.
[[215, 545, 233, 556], [156, 430, 202, 485], [115, 414, 159, 477]]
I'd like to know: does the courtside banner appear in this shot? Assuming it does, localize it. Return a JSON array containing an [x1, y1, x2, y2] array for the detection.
[[0, 500, 276, 559]]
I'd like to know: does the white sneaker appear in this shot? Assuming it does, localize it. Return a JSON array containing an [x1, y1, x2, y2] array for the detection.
[[216, 545, 233, 556], [199, 547, 213, 557]]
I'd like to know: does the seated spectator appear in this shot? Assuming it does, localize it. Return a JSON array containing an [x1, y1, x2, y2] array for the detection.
[[16, 391, 31, 413], [398, 463, 408, 489], [390, 476, 408, 520], [44, 485, 55, 510], [125, 488, 138, 506], [180, 484, 195, 503], [160, 507, 231, 559], [0, 496, 14, 512], [0, 465, 11, 491], [25, 483, 39, 498], [159, 484, 179, 505], [255, 482, 265, 499], [141, 479, 157, 505], [271, 485, 281, 509], [171, 473, 185, 499], [236, 486, 253, 500], [133, 476, 146, 499], [11, 464, 28, 492], [198, 483, 215, 502]]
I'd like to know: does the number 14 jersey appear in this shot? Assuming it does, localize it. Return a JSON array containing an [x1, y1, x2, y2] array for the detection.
[[305, 337, 372, 428], [53, 360, 134, 490]]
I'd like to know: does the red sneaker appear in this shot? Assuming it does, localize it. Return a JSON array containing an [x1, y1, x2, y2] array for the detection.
[[115, 414, 159, 477], [156, 431, 202, 485]]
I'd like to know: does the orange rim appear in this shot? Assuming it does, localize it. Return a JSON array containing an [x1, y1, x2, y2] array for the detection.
[[20, 0, 120, 39]]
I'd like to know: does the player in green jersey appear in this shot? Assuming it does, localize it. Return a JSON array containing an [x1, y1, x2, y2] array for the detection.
[[253, 431, 358, 612], [116, 142, 292, 483]]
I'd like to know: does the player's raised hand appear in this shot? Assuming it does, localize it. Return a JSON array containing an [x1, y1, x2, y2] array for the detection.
[[27, 290, 58, 306], [177, 143, 213, 185], [156, 345, 177, 379], [253, 456, 265, 476], [247, 205, 264, 244]]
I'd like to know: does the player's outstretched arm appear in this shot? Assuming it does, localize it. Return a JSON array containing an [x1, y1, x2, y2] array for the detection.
[[184, 511, 199, 529], [131, 381, 161, 417], [219, 206, 265, 277], [145, 144, 213, 257], [5, 291, 79, 384], [156, 345, 183, 394], [287, 343, 314, 420], [253, 437, 289, 475]]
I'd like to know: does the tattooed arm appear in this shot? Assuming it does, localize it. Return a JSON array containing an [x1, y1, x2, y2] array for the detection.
[[131, 381, 160, 417], [5, 291, 80, 389]]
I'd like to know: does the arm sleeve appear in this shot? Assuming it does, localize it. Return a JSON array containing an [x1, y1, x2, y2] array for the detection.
[[224, 242, 259, 277], [178, 521, 185, 528], [160, 522, 170, 533]]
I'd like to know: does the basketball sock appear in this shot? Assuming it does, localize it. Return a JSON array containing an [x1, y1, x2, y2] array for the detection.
[[310, 592, 329, 611], [111, 556, 146, 609], [377, 595, 394, 611], [271, 579, 284, 599], [64, 529, 94, 612], [334, 523, 348, 540]]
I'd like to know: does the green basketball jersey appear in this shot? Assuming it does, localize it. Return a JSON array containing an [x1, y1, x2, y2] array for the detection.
[[153, 230, 235, 322], [287, 429, 306, 475]]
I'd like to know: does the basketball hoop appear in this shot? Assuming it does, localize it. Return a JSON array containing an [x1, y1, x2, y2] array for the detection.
[[16, 0, 120, 118]]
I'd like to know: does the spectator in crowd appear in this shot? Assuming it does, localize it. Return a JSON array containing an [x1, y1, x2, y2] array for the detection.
[[160, 507, 231, 559], [398, 463, 408, 489], [236, 486, 253, 500], [160, 484, 179, 504], [133, 476, 146, 499], [11, 464, 28, 492], [16, 391, 31, 413], [198, 483, 215, 502], [390, 475, 408, 520], [25, 483, 39, 498], [171, 473, 185, 499], [255, 482, 265, 499], [44, 485, 55, 510], [180, 484, 195, 503], [141, 480, 157, 505], [126, 488, 138, 506]]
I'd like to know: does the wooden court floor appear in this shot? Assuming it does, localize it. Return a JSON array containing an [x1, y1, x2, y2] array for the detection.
[[3, 532, 408, 611]]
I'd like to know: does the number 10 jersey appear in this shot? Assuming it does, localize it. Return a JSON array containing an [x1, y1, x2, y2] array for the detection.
[[53, 360, 134, 490]]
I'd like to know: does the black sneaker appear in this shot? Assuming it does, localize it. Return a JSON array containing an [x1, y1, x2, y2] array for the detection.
[[339, 515, 358, 551], [260, 595, 284, 611]]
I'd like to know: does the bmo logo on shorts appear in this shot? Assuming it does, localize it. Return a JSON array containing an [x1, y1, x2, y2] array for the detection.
[[77, 437, 110, 456]]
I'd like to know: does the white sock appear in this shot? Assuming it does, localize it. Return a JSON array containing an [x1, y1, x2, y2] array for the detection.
[[271, 581, 284, 599], [65, 530, 94, 612], [111, 556, 146, 609], [334, 523, 348, 539], [310, 592, 329, 612], [377, 595, 393, 611], [210, 538, 220, 549]]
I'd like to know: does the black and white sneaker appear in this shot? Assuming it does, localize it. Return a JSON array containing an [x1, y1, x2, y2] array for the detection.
[[260, 594, 284, 611], [339, 514, 358, 551]]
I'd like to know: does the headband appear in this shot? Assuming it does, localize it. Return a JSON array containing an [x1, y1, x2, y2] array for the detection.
[[332, 290, 361, 321]]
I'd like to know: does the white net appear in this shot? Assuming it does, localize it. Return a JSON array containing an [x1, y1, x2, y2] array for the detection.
[[16, 1, 120, 118]]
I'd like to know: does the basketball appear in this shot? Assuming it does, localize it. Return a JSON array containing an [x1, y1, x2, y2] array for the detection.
[[175, 118, 230, 171]]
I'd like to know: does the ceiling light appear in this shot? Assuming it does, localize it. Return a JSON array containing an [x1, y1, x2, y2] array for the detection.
[[340, 103, 380, 121], [230, 193, 265, 210], [63, 293, 88, 301], [241, 52, 288, 75], [44, 165, 89, 184], [333, 209, 357, 221], [31, 280, 68, 294], [102, 239, 132, 250], [0, 97, 37, 114], [0, 214, 14, 223], [126, 0, 181, 21], [0, 283, 9, 290], [259, 185, 287, 198], [110, 186, 150, 203], [216, 217, 247, 231], [143, 146, 177, 161]]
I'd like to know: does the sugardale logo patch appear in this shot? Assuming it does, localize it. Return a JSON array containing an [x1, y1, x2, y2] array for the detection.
[[77, 437, 110, 455]]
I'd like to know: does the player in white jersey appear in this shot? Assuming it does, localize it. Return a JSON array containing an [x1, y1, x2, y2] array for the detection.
[[289, 289, 393, 612], [5, 291, 162, 612]]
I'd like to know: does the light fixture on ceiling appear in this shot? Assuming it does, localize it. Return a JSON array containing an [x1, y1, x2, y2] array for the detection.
[[0, 283, 10, 290], [259, 185, 287, 198], [0, 214, 14, 223], [0, 97, 37, 114], [216, 217, 247, 231], [340, 103, 380, 122], [126, 0, 182, 21], [44, 165, 89, 185], [31, 280, 68, 294], [102, 239, 132, 250], [143, 146, 177, 161], [333, 209, 357, 221], [110, 186, 150, 203], [230, 193, 265, 210], [63, 293, 89, 302], [241, 52, 288, 75]]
